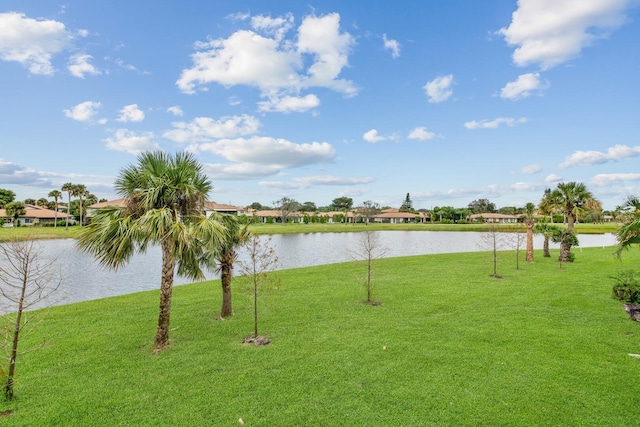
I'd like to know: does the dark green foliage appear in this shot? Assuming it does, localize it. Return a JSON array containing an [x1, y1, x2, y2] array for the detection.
[[611, 270, 640, 304]]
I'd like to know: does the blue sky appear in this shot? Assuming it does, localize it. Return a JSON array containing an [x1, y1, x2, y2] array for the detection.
[[1, 1, 639, 210]]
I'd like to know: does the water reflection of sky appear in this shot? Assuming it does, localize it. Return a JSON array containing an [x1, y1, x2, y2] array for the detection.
[[0, 232, 618, 308]]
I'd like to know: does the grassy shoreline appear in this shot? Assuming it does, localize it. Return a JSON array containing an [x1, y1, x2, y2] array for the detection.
[[0, 221, 620, 242], [0, 246, 638, 425]]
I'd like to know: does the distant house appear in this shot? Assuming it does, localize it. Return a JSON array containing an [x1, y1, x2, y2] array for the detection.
[[247, 209, 304, 223], [467, 213, 520, 223], [1, 204, 72, 227], [374, 208, 426, 224], [203, 201, 246, 217], [85, 199, 247, 220]]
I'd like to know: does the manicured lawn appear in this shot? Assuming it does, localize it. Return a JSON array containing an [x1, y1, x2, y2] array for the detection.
[[0, 246, 639, 425]]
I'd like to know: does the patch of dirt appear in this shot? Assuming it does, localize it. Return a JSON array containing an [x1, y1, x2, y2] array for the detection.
[[0, 410, 14, 417], [625, 304, 640, 322], [368, 300, 381, 306], [243, 336, 271, 346]]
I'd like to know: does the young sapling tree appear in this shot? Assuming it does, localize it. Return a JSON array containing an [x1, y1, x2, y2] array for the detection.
[[237, 234, 279, 345], [0, 239, 61, 400]]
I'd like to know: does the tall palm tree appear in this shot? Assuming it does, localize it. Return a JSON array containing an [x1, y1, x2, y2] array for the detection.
[[549, 182, 593, 262], [72, 184, 87, 226], [48, 190, 62, 228], [207, 213, 249, 319], [523, 202, 535, 263], [61, 182, 74, 229], [538, 188, 556, 223], [76, 151, 226, 352]]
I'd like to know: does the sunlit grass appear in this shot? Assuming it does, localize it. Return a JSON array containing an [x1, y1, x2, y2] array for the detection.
[[0, 246, 638, 425]]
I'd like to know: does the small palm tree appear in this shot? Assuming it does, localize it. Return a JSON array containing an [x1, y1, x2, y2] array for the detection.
[[207, 213, 249, 319], [549, 182, 594, 262], [534, 222, 560, 258], [5, 202, 26, 227], [48, 190, 62, 227], [76, 151, 226, 352], [617, 196, 640, 257]]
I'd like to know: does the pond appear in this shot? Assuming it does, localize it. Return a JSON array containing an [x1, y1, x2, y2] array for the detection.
[[0, 231, 618, 307]]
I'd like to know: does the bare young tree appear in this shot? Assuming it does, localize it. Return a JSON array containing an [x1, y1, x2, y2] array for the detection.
[[273, 197, 300, 224], [237, 234, 279, 345], [510, 231, 526, 270], [358, 200, 381, 225], [479, 223, 506, 278], [0, 240, 61, 400], [350, 230, 387, 305]]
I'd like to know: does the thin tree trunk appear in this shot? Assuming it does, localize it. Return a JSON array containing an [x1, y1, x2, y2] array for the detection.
[[154, 240, 175, 352], [525, 220, 534, 263], [219, 253, 233, 318], [5, 268, 27, 400], [253, 275, 258, 338]]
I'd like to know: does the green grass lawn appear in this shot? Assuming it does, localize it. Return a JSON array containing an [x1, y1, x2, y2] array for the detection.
[[1, 246, 639, 425]]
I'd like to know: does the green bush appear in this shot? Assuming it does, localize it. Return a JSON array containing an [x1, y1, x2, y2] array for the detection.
[[611, 270, 640, 304]]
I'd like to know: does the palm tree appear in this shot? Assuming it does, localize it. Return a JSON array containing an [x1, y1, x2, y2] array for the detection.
[[549, 182, 593, 262], [534, 221, 560, 258], [76, 151, 226, 352], [538, 188, 556, 223], [523, 202, 535, 263], [208, 213, 249, 319], [61, 182, 74, 229], [73, 184, 87, 226], [48, 190, 62, 228], [5, 202, 26, 227], [617, 196, 640, 257]]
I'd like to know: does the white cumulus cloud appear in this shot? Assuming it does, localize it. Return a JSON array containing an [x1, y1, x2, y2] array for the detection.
[[382, 34, 400, 58], [167, 106, 184, 116], [592, 173, 640, 186], [63, 101, 103, 122], [197, 136, 335, 168], [0, 12, 72, 75], [163, 115, 261, 143], [500, 72, 547, 100], [363, 129, 386, 143], [258, 94, 320, 113], [67, 53, 100, 78], [560, 144, 640, 168], [176, 12, 356, 110], [104, 129, 159, 155], [408, 127, 436, 141], [498, 0, 632, 69], [464, 117, 527, 129], [545, 173, 563, 183], [117, 104, 145, 123], [424, 74, 454, 103]]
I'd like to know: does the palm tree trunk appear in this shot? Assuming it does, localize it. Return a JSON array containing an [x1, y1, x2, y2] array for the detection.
[[154, 239, 175, 352], [559, 241, 571, 263], [543, 237, 550, 257], [219, 253, 233, 318], [525, 220, 534, 263]]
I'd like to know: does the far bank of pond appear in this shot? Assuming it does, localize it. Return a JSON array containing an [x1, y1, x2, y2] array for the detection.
[[2, 230, 618, 308]]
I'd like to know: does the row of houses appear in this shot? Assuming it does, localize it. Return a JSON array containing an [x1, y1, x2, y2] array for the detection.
[[2, 200, 615, 227], [0, 204, 73, 227], [87, 200, 428, 224]]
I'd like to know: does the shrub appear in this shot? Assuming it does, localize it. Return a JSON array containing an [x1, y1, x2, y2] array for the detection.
[[611, 270, 640, 305]]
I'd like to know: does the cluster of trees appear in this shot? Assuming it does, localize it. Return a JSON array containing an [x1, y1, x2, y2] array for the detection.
[[0, 185, 108, 227], [76, 152, 258, 353]]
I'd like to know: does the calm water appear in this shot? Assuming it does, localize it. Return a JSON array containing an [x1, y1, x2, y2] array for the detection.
[[0, 231, 618, 307]]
